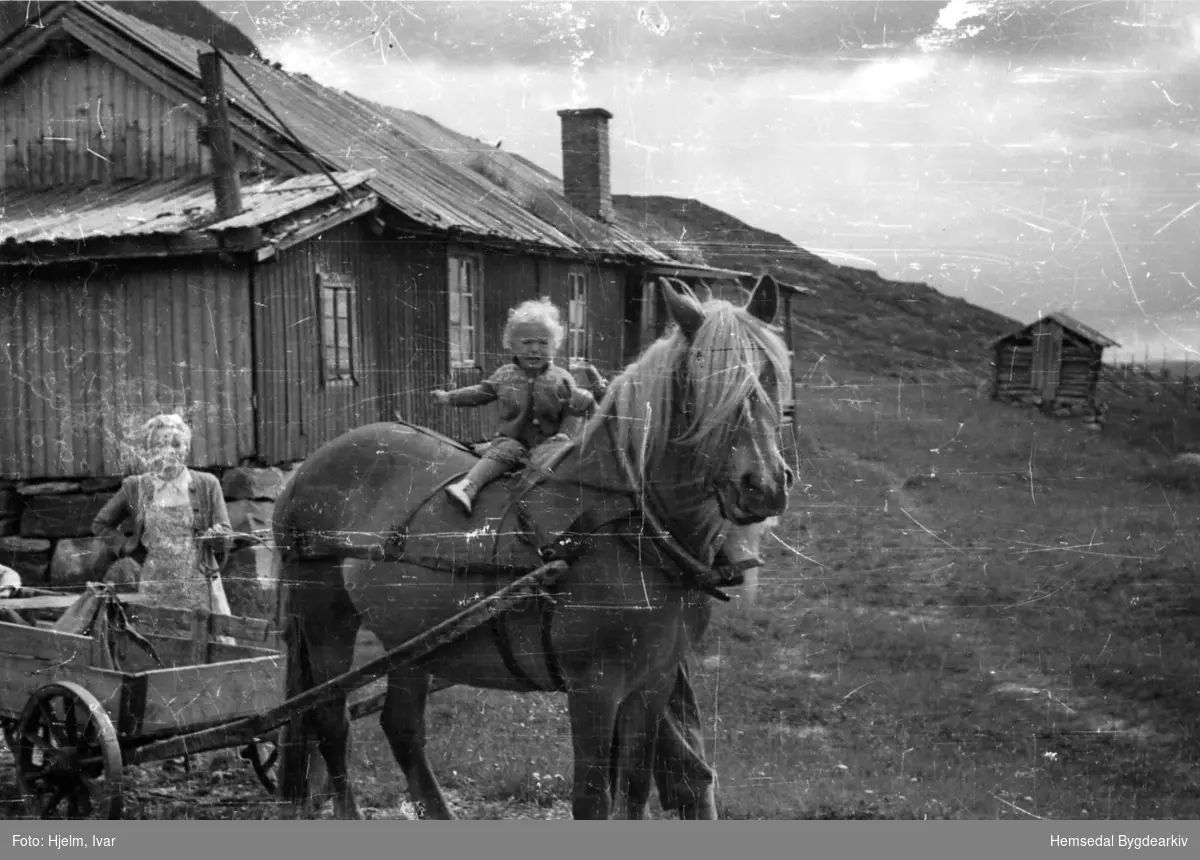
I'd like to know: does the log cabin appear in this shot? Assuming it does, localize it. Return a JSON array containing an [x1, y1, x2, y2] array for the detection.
[[991, 311, 1120, 417]]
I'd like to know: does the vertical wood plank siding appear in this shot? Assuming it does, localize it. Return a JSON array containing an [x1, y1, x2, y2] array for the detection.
[[0, 263, 253, 479], [253, 239, 637, 461], [253, 223, 379, 462], [0, 47, 213, 188]]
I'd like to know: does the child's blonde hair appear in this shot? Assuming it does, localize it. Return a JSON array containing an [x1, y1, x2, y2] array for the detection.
[[503, 297, 564, 353]]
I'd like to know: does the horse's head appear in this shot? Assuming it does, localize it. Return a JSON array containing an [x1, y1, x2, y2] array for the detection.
[[658, 274, 795, 525]]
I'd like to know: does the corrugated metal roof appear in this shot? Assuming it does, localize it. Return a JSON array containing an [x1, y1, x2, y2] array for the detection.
[[993, 310, 1121, 349], [0, 170, 374, 244], [56, 1, 677, 264]]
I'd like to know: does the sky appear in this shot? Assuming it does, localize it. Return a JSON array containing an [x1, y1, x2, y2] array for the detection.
[[207, 0, 1200, 362]]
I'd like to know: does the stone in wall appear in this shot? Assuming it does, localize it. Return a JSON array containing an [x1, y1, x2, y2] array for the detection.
[[222, 544, 279, 621], [0, 488, 21, 537], [226, 499, 274, 535], [16, 481, 83, 496], [0, 536, 52, 582], [49, 537, 117, 587], [79, 476, 125, 494], [222, 466, 288, 501], [20, 493, 114, 540]]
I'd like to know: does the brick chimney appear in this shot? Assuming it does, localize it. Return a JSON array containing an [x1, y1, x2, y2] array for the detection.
[[557, 108, 613, 222]]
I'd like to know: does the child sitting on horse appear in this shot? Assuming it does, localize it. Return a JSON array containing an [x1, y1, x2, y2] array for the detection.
[[432, 297, 597, 515]]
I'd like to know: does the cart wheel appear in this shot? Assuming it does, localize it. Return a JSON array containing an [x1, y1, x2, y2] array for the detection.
[[14, 681, 123, 820], [240, 739, 279, 793]]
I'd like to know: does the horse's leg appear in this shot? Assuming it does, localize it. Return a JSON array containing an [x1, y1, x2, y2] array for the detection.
[[609, 691, 660, 820], [379, 668, 456, 820], [567, 687, 622, 820], [285, 578, 363, 820], [653, 662, 718, 820]]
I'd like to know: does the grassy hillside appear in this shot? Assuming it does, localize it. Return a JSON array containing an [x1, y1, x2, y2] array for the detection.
[[0, 1, 261, 56], [615, 195, 1019, 382], [614, 194, 1200, 457]]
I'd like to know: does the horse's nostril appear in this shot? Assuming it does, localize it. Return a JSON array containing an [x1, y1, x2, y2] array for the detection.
[[784, 466, 796, 488]]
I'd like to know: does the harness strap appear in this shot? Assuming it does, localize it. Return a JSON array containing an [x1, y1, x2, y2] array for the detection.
[[488, 614, 544, 693], [603, 423, 749, 602], [487, 504, 633, 694]]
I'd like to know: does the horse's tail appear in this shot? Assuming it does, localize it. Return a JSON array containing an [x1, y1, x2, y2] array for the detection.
[[277, 555, 317, 808]]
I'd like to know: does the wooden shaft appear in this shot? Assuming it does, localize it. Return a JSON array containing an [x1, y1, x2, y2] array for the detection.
[[126, 561, 568, 764], [198, 50, 243, 220]]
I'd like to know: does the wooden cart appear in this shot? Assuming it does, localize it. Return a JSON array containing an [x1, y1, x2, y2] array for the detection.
[[0, 560, 566, 820]]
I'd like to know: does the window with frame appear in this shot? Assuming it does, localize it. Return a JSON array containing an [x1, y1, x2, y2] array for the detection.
[[448, 254, 482, 369], [317, 265, 358, 384], [567, 269, 588, 366]]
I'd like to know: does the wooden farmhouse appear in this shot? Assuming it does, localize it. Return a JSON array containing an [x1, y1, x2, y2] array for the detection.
[[991, 311, 1120, 418], [0, 0, 807, 487]]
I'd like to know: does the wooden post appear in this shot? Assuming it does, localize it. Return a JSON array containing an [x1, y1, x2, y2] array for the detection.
[[198, 49, 243, 220], [191, 608, 211, 665]]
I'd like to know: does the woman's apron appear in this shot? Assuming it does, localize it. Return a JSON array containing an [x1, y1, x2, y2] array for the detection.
[[140, 497, 234, 644]]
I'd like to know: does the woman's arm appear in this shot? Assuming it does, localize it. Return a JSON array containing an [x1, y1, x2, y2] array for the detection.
[[196, 474, 234, 559], [91, 479, 135, 553], [206, 476, 233, 535]]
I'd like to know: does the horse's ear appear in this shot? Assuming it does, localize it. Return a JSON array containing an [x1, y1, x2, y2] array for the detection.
[[659, 277, 704, 341], [745, 274, 779, 326]]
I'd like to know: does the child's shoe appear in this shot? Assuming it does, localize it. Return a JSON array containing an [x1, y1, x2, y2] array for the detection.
[[445, 479, 477, 515]]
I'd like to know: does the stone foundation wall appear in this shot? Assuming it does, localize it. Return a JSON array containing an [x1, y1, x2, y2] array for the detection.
[[0, 463, 299, 621], [995, 392, 1109, 431]]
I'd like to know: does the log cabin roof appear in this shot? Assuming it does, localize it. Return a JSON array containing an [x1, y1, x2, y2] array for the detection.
[[0, 1, 683, 267], [992, 311, 1121, 350]]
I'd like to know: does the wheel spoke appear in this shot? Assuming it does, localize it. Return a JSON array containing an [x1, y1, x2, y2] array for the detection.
[[22, 728, 55, 752], [36, 701, 60, 748], [65, 703, 79, 745]]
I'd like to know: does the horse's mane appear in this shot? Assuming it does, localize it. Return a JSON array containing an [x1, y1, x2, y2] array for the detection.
[[579, 296, 792, 485]]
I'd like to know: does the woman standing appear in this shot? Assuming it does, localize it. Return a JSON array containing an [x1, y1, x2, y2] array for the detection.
[[92, 414, 236, 643]]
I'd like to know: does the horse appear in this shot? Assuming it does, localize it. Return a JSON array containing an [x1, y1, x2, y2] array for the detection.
[[272, 274, 795, 820]]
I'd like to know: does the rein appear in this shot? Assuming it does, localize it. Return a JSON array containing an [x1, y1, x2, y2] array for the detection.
[[603, 421, 757, 602]]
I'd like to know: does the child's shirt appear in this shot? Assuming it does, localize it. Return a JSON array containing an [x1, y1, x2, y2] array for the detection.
[[446, 362, 595, 448]]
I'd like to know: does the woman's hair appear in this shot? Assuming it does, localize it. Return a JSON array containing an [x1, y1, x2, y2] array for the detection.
[[142, 413, 192, 450], [503, 297, 564, 353]]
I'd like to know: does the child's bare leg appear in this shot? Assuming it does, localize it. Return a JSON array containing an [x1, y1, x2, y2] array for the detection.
[[445, 441, 526, 514]]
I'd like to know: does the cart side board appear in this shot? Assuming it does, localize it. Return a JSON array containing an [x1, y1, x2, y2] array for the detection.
[[1, 608, 287, 746], [0, 619, 132, 733]]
